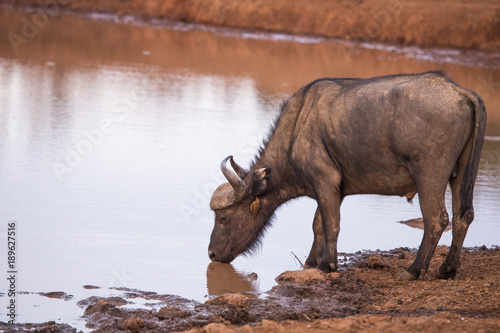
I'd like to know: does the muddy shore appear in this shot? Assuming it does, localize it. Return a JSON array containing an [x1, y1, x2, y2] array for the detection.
[[1, 246, 499, 332], [2, 0, 500, 52]]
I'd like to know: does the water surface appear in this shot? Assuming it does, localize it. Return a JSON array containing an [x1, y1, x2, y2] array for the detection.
[[0, 7, 499, 326]]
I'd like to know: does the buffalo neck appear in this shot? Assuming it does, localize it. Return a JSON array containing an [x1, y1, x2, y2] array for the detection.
[[247, 96, 307, 213]]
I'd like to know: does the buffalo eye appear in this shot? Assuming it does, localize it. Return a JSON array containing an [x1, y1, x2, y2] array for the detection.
[[219, 215, 227, 224]]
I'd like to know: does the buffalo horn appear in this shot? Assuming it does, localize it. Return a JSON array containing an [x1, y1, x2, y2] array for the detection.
[[221, 156, 247, 200], [230, 156, 247, 179]]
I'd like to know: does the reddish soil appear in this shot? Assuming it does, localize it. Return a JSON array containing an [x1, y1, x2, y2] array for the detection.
[[2, 0, 500, 51], [2, 246, 498, 332]]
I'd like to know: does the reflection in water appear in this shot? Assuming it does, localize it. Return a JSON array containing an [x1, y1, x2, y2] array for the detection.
[[2, 6, 500, 121], [206, 262, 258, 297], [399, 218, 452, 232]]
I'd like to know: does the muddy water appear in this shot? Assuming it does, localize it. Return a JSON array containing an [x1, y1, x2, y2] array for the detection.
[[0, 7, 499, 325]]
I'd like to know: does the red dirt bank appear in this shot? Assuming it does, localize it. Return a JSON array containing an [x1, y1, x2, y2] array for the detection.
[[2, 0, 500, 51]]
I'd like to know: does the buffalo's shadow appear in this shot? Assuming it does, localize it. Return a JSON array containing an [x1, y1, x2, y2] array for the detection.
[[206, 262, 259, 298]]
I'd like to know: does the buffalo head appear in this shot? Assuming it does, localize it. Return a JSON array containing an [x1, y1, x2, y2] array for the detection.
[[208, 156, 271, 263]]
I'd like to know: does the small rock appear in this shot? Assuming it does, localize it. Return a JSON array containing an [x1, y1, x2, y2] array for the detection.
[[247, 272, 258, 280], [157, 306, 190, 320], [84, 299, 115, 315], [40, 291, 73, 301], [78, 296, 127, 309], [82, 285, 100, 290], [206, 293, 250, 310], [368, 255, 389, 269], [275, 269, 326, 284], [124, 317, 145, 333], [105, 296, 128, 306]]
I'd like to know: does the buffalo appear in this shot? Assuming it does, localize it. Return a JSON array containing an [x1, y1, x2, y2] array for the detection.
[[208, 71, 486, 280]]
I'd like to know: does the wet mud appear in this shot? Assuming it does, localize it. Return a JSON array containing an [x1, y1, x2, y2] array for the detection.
[[2, 246, 499, 332]]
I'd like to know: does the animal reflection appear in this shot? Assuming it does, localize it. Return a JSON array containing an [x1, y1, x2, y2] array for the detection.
[[206, 262, 258, 297]]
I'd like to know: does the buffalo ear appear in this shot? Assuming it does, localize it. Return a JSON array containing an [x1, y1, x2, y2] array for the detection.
[[251, 167, 271, 196]]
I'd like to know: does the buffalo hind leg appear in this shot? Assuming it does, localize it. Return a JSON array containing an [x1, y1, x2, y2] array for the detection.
[[304, 208, 324, 268], [437, 158, 476, 279], [398, 179, 450, 281], [436, 210, 472, 279]]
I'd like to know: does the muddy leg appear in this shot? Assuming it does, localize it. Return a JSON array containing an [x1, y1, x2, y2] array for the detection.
[[398, 184, 450, 281], [436, 213, 471, 279], [315, 182, 342, 273], [294, 143, 342, 273], [304, 208, 324, 268], [437, 159, 476, 279]]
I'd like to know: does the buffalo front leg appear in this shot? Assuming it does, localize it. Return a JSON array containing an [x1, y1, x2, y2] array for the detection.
[[314, 174, 342, 273], [304, 208, 324, 268], [292, 138, 342, 273]]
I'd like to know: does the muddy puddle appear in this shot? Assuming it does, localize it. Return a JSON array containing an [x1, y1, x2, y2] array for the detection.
[[0, 6, 499, 327]]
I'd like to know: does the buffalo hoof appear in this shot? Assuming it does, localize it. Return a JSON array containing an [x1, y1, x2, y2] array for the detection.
[[436, 266, 457, 280], [397, 270, 418, 281], [317, 261, 337, 273], [303, 258, 319, 269], [303, 263, 316, 269]]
